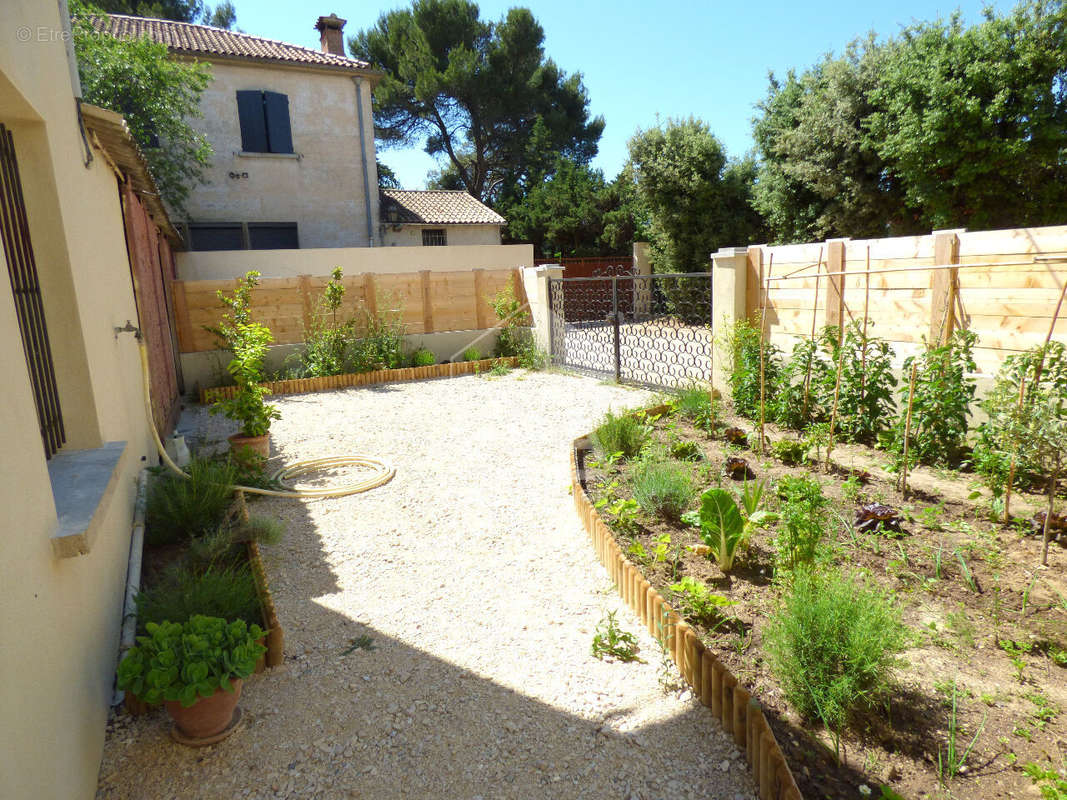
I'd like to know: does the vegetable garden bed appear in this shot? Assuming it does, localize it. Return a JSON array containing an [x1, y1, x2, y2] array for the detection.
[[577, 403, 1066, 800]]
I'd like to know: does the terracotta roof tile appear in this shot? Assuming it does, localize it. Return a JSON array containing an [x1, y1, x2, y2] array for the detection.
[[93, 14, 372, 72], [379, 189, 506, 225]]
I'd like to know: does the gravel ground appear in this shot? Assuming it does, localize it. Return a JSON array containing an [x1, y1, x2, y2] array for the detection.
[[97, 370, 756, 800]]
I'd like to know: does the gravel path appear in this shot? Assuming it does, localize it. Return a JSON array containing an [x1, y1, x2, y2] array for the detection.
[[97, 370, 756, 800]]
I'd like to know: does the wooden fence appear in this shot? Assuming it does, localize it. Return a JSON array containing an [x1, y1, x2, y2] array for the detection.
[[172, 267, 526, 353], [743, 225, 1067, 377]]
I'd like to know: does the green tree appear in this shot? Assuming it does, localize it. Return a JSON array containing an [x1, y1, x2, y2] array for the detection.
[[72, 1, 212, 211], [376, 160, 401, 189], [866, 2, 1067, 230], [752, 40, 919, 244], [202, 2, 236, 29], [349, 0, 603, 204], [627, 117, 764, 274], [93, 0, 204, 22]]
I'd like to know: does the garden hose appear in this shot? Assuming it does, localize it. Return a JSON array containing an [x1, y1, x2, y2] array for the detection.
[[138, 340, 395, 498]]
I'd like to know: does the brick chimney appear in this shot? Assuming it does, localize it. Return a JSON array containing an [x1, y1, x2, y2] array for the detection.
[[315, 13, 347, 56]]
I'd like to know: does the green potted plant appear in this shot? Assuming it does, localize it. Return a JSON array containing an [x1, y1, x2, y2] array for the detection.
[[116, 616, 266, 742], [208, 271, 280, 458]]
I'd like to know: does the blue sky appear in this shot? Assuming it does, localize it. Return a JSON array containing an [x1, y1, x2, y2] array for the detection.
[[239, 0, 1015, 188]]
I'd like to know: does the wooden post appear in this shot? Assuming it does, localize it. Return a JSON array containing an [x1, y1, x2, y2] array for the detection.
[[171, 279, 194, 353], [859, 246, 871, 402], [420, 270, 434, 334], [758, 254, 774, 454], [363, 273, 378, 317], [824, 239, 847, 331], [801, 247, 824, 422], [930, 231, 961, 345], [299, 274, 313, 332], [473, 269, 489, 329]]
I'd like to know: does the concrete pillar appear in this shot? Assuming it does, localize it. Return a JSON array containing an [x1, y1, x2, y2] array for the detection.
[[710, 246, 749, 397], [633, 242, 651, 317], [521, 264, 562, 354]]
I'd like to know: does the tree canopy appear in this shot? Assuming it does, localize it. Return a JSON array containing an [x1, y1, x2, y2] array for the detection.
[[627, 118, 764, 273], [752, 0, 1067, 243], [92, 0, 236, 27], [349, 0, 603, 204], [72, 0, 212, 211]]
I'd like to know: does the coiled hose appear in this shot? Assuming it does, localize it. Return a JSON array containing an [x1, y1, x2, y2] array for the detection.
[[140, 341, 395, 497]]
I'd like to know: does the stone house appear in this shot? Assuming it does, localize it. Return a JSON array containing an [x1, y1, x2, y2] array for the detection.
[[97, 13, 509, 252]]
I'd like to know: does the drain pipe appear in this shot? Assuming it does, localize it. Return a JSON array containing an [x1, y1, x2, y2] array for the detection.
[[352, 76, 376, 246], [112, 468, 148, 707]]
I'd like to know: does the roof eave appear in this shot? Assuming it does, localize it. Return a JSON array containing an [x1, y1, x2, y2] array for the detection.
[[169, 51, 383, 85]]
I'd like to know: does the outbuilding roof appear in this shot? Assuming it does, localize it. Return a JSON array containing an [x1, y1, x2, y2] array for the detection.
[[379, 189, 506, 226], [93, 14, 374, 74]]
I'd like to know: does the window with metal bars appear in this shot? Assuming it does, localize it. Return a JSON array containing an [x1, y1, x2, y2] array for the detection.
[[0, 124, 65, 459], [421, 228, 447, 246]]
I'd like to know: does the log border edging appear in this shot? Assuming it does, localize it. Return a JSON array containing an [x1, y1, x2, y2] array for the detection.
[[199, 357, 521, 404], [571, 431, 804, 800]]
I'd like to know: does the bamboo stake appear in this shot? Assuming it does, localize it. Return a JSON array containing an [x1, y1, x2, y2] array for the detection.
[[759, 253, 775, 454], [801, 248, 824, 423], [1042, 465, 1059, 566], [859, 246, 871, 403], [1004, 278, 1067, 521], [1003, 374, 1028, 522], [900, 363, 918, 496], [826, 337, 847, 471]]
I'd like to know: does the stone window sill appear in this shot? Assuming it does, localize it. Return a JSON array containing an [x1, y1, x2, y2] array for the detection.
[[47, 441, 128, 559], [236, 151, 300, 160]]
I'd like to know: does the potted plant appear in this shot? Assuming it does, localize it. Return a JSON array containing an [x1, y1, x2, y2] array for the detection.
[[209, 271, 281, 458], [116, 615, 266, 743]]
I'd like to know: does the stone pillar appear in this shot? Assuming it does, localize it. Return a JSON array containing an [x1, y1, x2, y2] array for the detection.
[[633, 241, 651, 318], [522, 264, 562, 354], [710, 246, 749, 397]]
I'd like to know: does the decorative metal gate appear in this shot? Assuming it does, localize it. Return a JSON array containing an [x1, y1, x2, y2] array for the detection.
[[548, 271, 714, 389]]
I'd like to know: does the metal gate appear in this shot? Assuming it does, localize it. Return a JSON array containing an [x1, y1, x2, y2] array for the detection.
[[548, 271, 714, 389]]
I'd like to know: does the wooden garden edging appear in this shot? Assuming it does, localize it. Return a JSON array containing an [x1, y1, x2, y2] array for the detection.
[[570, 430, 803, 800], [199, 357, 520, 404]]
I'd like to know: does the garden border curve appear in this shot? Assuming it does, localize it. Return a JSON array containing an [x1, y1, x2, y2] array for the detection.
[[571, 410, 804, 800]]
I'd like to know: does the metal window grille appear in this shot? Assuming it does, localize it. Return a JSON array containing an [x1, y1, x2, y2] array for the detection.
[[421, 228, 447, 246], [0, 124, 65, 458]]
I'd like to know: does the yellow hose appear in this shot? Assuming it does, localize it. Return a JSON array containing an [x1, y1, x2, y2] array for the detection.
[[139, 341, 395, 497]]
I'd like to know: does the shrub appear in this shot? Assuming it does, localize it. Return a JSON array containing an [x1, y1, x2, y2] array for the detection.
[[591, 410, 651, 459], [145, 458, 236, 546], [771, 337, 829, 429], [887, 330, 977, 468], [411, 348, 436, 367], [299, 267, 350, 377], [489, 284, 532, 358], [631, 460, 695, 520], [723, 317, 780, 418], [136, 562, 260, 631], [764, 569, 908, 755], [830, 321, 898, 443], [463, 346, 482, 362], [775, 475, 829, 572], [349, 296, 407, 372]]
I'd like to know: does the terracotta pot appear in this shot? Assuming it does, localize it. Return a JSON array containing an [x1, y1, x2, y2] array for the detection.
[[228, 432, 270, 458], [165, 679, 242, 739]]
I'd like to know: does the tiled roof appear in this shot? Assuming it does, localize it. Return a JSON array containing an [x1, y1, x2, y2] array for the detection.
[[379, 190, 506, 226], [93, 14, 372, 73]]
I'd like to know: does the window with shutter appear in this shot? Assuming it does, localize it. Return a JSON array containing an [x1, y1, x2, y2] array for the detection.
[[235, 91, 293, 154], [249, 223, 298, 249]]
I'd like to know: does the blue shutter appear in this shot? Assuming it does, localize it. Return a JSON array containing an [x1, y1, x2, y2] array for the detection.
[[236, 90, 268, 152], [263, 91, 293, 154]]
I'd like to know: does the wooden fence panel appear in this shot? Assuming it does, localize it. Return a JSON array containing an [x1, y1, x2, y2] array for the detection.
[[174, 266, 528, 353]]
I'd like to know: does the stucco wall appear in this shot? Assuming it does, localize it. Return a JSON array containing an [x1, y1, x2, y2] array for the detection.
[[176, 242, 534, 280], [381, 224, 502, 247], [0, 2, 154, 797], [183, 60, 378, 248]]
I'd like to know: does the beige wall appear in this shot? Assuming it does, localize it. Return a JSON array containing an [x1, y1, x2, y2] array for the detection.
[[184, 60, 378, 248], [177, 242, 534, 280], [381, 223, 502, 247], [0, 2, 154, 797]]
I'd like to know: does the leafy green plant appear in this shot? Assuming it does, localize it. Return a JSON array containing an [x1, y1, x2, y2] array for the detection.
[[887, 330, 977, 468], [775, 475, 830, 572], [116, 616, 266, 707], [1023, 759, 1067, 800], [489, 284, 532, 358], [724, 317, 780, 418], [772, 337, 828, 429], [828, 321, 898, 443], [348, 294, 407, 372], [938, 679, 986, 785], [841, 474, 862, 506], [631, 461, 695, 520], [145, 458, 236, 546], [682, 482, 775, 571], [669, 436, 703, 461], [591, 410, 651, 459], [674, 384, 719, 432], [669, 576, 737, 627], [770, 438, 808, 466], [463, 346, 482, 362], [410, 347, 436, 367], [764, 569, 908, 761], [295, 267, 351, 377], [135, 563, 260, 631], [208, 271, 281, 437], [591, 611, 640, 662]]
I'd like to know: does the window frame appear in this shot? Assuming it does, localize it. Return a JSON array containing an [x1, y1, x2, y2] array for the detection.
[[235, 90, 294, 155], [421, 228, 447, 246]]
